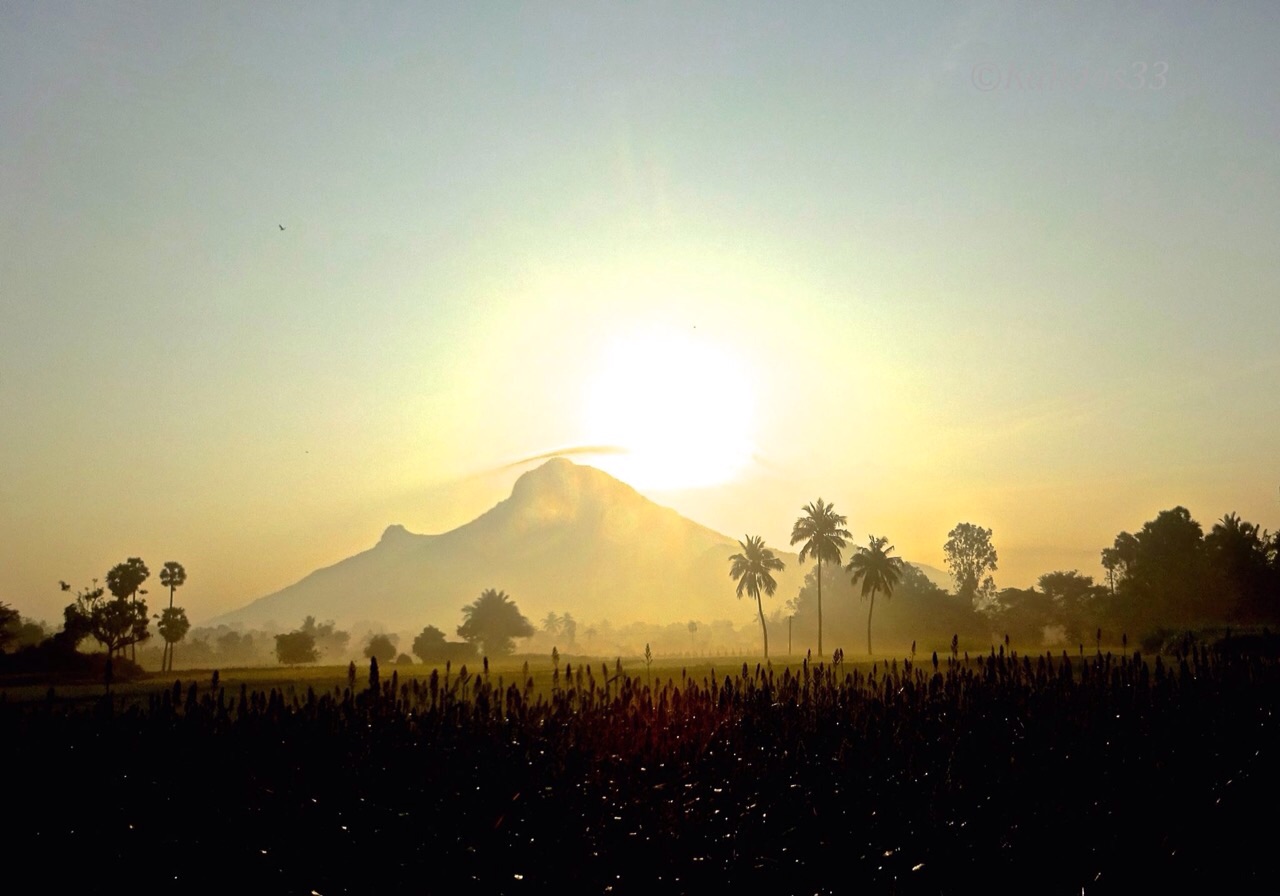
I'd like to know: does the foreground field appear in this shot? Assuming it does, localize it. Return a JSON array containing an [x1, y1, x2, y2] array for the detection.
[[4, 645, 1278, 894]]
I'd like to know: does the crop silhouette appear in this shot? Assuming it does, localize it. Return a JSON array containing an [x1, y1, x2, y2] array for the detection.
[[3, 638, 1278, 891]]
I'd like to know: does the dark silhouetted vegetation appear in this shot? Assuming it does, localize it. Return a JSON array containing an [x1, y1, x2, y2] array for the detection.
[[728, 534, 786, 658], [790, 498, 850, 657], [943, 522, 998, 608], [456, 589, 534, 656], [846, 535, 906, 655], [2, 641, 1277, 892]]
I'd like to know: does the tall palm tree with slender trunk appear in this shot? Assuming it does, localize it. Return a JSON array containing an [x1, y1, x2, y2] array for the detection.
[[846, 535, 906, 656], [790, 499, 849, 657], [159, 562, 186, 672], [728, 535, 786, 659]]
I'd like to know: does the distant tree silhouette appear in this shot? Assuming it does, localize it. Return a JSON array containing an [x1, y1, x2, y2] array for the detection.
[[1101, 531, 1139, 596], [157, 561, 187, 670], [729, 534, 786, 658], [1117, 507, 1209, 629], [457, 589, 534, 657], [0, 602, 18, 652], [560, 612, 577, 646], [65, 580, 148, 658], [541, 612, 563, 637], [157, 607, 190, 671], [275, 629, 319, 665], [1037, 570, 1106, 645], [413, 625, 447, 662], [105, 557, 151, 659], [364, 634, 397, 664], [1206, 512, 1277, 623], [944, 523, 998, 608], [790, 499, 850, 656], [845, 535, 905, 656]]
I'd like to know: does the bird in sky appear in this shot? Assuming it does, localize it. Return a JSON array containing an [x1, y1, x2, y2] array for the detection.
[[279, 224, 285, 230]]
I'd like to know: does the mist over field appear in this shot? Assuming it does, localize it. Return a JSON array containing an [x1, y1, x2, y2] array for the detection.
[[3, 4, 1280, 890]]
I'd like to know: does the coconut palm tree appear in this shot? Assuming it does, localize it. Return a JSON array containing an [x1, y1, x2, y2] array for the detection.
[[790, 499, 849, 656], [729, 534, 786, 659], [846, 535, 906, 656]]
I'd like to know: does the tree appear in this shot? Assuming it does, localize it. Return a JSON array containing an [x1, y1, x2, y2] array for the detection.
[[1122, 507, 1210, 629], [65, 580, 149, 658], [541, 612, 563, 637], [1206, 512, 1277, 623], [155, 561, 188, 671], [0, 602, 18, 653], [790, 498, 850, 656], [728, 534, 786, 658], [157, 607, 190, 672], [412, 625, 447, 662], [845, 535, 906, 656], [105, 557, 150, 660], [1036, 570, 1106, 645], [944, 523, 998, 608], [364, 633, 397, 664], [456, 589, 534, 657], [275, 629, 319, 665], [159, 561, 186, 611], [560, 612, 577, 646]]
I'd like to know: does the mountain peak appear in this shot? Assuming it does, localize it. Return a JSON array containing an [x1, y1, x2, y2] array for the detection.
[[378, 523, 416, 546], [510, 457, 634, 504]]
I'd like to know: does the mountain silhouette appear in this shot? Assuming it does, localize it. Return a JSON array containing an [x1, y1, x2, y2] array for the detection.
[[208, 458, 947, 636]]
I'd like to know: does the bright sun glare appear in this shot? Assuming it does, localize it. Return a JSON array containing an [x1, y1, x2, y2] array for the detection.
[[581, 328, 757, 490]]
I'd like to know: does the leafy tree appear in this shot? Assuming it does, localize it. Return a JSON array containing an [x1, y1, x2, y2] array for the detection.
[[412, 625, 447, 663], [364, 633, 397, 664], [1206, 512, 1277, 624], [275, 629, 319, 665], [1037, 570, 1107, 644], [944, 523, 998, 608], [790, 498, 850, 656], [845, 535, 906, 656], [1, 611, 45, 652], [0, 602, 18, 652], [1118, 507, 1210, 629], [157, 607, 190, 672], [65, 581, 149, 658], [299, 616, 350, 661], [728, 534, 786, 658], [456, 589, 534, 657], [105, 557, 150, 660]]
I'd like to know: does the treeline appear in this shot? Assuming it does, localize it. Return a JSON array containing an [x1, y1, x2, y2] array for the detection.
[[783, 505, 1279, 656]]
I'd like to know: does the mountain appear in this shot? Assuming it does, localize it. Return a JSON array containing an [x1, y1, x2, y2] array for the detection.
[[209, 458, 945, 636]]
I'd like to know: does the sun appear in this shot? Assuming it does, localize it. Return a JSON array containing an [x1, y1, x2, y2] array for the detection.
[[580, 327, 757, 490]]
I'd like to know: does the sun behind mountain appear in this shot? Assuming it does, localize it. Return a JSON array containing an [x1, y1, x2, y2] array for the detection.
[[579, 328, 757, 489]]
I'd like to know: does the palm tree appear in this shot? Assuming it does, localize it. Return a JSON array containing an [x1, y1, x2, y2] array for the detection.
[[728, 535, 786, 659], [158, 562, 186, 671], [790, 499, 849, 656], [157, 606, 190, 672], [541, 611, 563, 639], [846, 535, 906, 656]]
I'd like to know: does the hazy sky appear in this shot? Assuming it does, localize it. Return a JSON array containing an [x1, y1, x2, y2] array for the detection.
[[4, 1, 1278, 627]]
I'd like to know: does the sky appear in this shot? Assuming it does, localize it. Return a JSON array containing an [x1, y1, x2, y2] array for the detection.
[[3, 1, 1278, 627]]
